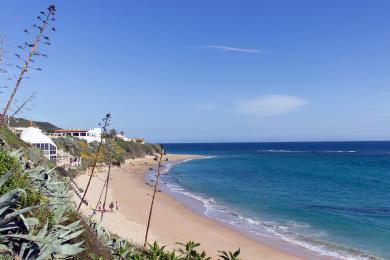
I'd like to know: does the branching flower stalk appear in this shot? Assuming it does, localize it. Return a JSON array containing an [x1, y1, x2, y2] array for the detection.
[[11, 92, 36, 117], [77, 113, 111, 212], [143, 146, 165, 249], [1, 5, 56, 124]]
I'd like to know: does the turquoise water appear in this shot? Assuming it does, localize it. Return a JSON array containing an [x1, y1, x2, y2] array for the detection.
[[162, 142, 390, 259]]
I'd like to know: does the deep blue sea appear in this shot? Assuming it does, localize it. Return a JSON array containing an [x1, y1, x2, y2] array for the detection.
[[160, 142, 390, 259]]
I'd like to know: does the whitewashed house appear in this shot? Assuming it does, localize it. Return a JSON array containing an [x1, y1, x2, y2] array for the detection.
[[17, 127, 57, 161], [49, 128, 102, 143]]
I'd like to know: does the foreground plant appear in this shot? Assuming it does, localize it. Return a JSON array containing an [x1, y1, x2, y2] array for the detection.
[[176, 241, 210, 260], [218, 249, 241, 260], [0, 150, 85, 259]]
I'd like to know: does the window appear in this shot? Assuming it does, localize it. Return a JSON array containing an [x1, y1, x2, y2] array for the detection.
[[81, 133, 86, 136], [73, 133, 80, 136], [44, 143, 48, 150]]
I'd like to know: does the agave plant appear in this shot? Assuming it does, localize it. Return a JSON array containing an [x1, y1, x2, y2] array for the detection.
[[0, 150, 86, 259], [0, 171, 40, 230], [87, 218, 110, 244], [4, 219, 84, 259], [108, 238, 149, 260]]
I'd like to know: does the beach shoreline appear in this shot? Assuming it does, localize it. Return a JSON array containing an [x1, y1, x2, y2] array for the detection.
[[73, 154, 312, 259]]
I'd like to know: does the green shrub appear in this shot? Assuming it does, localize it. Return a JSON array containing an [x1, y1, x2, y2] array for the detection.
[[0, 150, 21, 174], [0, 150, 44, 208], [65, 211, 112, 260], [54, 137, 82, 156], [0, 127, 29, 149], [54, 136, 162, 170]]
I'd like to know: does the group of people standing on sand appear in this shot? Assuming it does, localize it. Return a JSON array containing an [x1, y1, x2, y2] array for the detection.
[[96, 201, 119, 213]]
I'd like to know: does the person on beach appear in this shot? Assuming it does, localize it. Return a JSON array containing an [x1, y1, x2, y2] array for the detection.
[[98, 201, 102, 211], [115, 201, 119, 211], [109, 202, 114, 212]]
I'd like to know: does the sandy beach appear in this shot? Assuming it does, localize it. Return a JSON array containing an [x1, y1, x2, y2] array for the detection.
[[74, 154, 302, 259]]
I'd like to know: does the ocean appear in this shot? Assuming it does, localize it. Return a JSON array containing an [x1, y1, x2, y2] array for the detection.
[[158, 142, 390, 259]]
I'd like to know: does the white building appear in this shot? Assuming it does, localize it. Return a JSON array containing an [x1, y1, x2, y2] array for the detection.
[[116, 133, 145, 144], [49, 128, 102, 143], [17, 127, 57, 161]]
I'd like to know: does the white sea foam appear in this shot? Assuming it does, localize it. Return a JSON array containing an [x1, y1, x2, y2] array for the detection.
[[177, 156, 217, 164], [258, 149, 358, 154], [258, 149, 306, 153], [324, 150, 357, 153]]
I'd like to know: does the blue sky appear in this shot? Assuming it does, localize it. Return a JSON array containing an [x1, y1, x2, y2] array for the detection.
[[1, 0, 390, 142]]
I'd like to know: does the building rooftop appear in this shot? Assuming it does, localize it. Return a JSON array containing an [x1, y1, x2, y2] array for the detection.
[[20, 127, 56, 146], [51, 129, 88, 133]]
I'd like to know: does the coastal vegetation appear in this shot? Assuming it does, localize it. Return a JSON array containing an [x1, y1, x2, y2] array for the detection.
[[0, 129, 241, 259], [53, 135, 162, 169]]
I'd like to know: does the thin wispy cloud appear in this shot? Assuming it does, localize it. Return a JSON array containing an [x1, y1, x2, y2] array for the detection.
[[203, 45, 261, 54], [235, 95, 308, 117]]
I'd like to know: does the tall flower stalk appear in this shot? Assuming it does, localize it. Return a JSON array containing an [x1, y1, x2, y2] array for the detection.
[[77, 113, 111, 212], [1, 5, 56, 124], [143, 146, 165, 249]]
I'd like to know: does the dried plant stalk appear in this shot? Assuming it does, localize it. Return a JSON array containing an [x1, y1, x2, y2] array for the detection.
[[77, 113, 111, 211], [143, 147, 164, 249], [1, 5, 56, 123]]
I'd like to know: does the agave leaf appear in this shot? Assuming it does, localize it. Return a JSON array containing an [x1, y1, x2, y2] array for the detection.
[[19, 214, 37, 232], [56, 240, 84, 255], [18, 241, 29, 258], [0, 205, 41, 227], [0, 171, 13, 188], [0, 189, 25, 208], [0, 205, 11, 216], [3, 233, 50, 244], [51, 206, 66, 224], [37, 222, 48, 238], [37, 240, 84, 260], [61, 229, 84, 241], [25, 246, 39, 260], [36, 240, 84, 260], [24, 217, 40, 227], [0, 222, 22, 232], [55, 219, 81, 231]]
